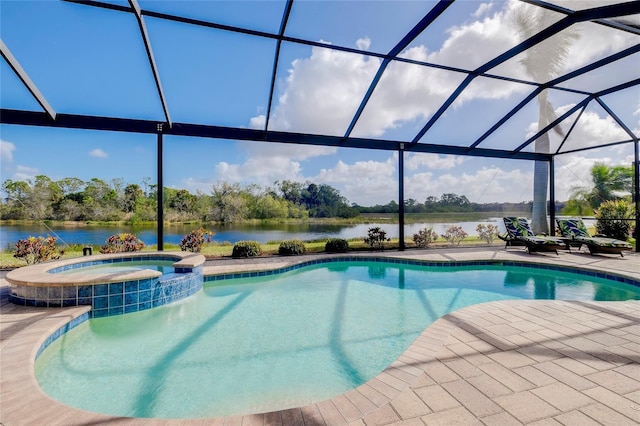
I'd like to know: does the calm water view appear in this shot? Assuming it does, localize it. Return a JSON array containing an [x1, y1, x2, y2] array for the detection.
[[1, 218, 507, 249]]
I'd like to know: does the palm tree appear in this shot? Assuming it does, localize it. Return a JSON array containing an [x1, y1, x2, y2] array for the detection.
[[513, 6, 579, 234], [569, 163, 633, 209]]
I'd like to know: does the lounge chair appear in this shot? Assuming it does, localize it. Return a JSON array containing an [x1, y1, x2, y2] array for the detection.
[[502, 217, 566, 255], [556, 218, 632, 257]]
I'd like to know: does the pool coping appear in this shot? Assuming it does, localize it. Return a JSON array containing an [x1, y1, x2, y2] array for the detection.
[[1, 247, 639, 425]]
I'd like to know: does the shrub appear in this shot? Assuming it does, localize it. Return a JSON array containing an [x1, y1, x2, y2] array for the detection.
[[364, 227, 389, 249], [99, 233, 144, 253], [278, 240, 306, 255], [413, 227, 438, 248], [232, 240, 261, 258], [14, 235, 62, 265], [179, 228, 214, 253], [476, 223, 500, 245], [325, 238, 349, 253], [442, 225, 468, 246], [595, 199, 633, 240]]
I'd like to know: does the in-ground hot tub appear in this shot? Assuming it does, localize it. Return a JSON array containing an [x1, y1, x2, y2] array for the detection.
[[6, 252, 205, 318]]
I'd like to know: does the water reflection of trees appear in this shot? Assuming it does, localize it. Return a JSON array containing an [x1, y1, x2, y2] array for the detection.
[[504, 271, 556, 300], [367, 265, 387, 280], [594, 284, 640, 301]]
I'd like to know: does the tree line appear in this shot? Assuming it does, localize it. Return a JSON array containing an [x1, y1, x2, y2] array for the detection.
[[357, 193, 535, 214], [0, 176, 360, 223], [4, 163, 629, 223], [1, 175, 538, 223]]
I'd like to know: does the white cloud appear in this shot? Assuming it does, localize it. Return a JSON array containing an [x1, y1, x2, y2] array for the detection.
[[405, 166, 533, 205], [265, 45, 380, 136], [220, 142, 336, 186], [13, 165, 39, 182], [0, 140, 15, 164], [525, 104, 631, 151], [473, 2, 495, 18], [405, 153, 465, 171], [236, 1, 634, 205], [314, 157, 398, 205], [89, 148, 108, 159], [309, 155, 534, 205], [356, 37, 371, 51]]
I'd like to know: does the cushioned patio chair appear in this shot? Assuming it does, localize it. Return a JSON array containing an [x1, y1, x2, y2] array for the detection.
[[498, 232, 526, 249], [502, 217, 566, 255], [556, 218, 632, 257]]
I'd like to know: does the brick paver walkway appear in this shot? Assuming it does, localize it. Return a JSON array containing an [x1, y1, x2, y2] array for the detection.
[[1, 248, 639, 425]]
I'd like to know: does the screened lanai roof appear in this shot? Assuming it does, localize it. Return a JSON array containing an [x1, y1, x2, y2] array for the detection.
[[1, 0, 639, 162]]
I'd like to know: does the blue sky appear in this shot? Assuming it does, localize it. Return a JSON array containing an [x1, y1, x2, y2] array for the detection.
[[1, 0, 638, 206]]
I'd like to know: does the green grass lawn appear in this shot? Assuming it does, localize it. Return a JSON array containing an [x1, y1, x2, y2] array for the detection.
[[2, 235, 635, 270], [0, 236, 497, 269]]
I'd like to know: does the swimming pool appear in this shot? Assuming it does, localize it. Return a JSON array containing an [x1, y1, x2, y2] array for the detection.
[[35, 259, 640, 419]]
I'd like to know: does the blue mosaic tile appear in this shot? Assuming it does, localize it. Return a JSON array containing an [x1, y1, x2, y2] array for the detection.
[[62, 299, 77, 307], [109, 307, 124, 316], [48, 300, 62, 308], [139, 279, 153, 291], [139, 290, 151, 303], [109, 294, 123, 308], [48, 287, 62, 299], [93, 296, 108, 309], [62, 286, 77, 299], [139, 301, 152, 310], [125, 281, 138, 293], [124, 304, 138, 314], [109, 282, 124, 294], [78, 297, 92, 305], [94, 284, 108, 296], [92, 308, 109, 318], [125, 292, 138, 305], [78, 286, 92, 298]]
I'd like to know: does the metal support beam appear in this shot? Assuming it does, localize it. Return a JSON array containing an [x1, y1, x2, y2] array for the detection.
[[398, 144, 405, 251], [344, 1, 453, 139], [264, 0, 293, 132], [412, 2, 640, 145], [555, 104, 586, 154], [549, 156, 555, 236], [129, 0, 172, 127], [635, 141, 640, 252], [0, 39, 56, 120], [0, 109, 554, 162], [595, 97, 638, 141], [157, 126, 164, 251]]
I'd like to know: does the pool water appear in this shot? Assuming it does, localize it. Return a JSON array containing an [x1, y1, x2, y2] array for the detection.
[[56, 260, 175, 275], [35, 261, 640, 419]]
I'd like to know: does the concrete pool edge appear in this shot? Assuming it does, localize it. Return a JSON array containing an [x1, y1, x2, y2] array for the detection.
[[2, 248, 639, 425]]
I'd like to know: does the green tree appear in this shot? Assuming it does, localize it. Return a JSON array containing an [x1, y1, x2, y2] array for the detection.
[[276, 180, 304, 205], [211, 182, 248, 223], [1, 179, 30, 219], [514, 5, 579, 234], [569, 163, 632, 210], [123, 184, 144, 213]]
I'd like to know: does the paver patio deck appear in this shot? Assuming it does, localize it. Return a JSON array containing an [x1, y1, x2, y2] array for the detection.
[[1, 247, 639, 425]]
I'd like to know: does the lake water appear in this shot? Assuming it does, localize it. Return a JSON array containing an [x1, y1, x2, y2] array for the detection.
[[0, 219, 508, 249]]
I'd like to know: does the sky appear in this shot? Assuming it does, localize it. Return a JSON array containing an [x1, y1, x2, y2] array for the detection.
[[1, 0, 638, 206]]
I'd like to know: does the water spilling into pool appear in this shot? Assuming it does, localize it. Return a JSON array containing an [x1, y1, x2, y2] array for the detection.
[[35, 261, 640, 419]]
